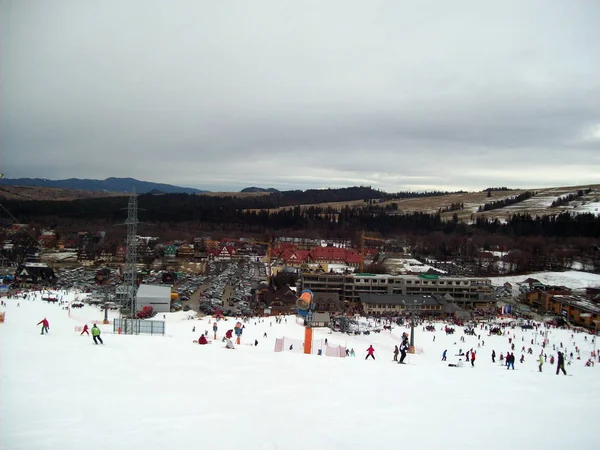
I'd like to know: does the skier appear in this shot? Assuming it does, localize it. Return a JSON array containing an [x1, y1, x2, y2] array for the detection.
[[198, 334, 208, 345], [393, 345, 399, 362], [538, 354, 544, 372], [491, 350, 496, 363], [80, 324, 90, 336], [365, 345, 375, 360], [37, 318, 49, 335], [442, 349, 447, 361], [398, 340, 408, 364], [91, 324, 104, 345], [506, 353, 515, 370], [556, 351, 567, 376], [471, 351, 476, 367]]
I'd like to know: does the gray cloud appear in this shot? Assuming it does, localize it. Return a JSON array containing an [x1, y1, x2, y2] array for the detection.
[[2, 0, 599, 192]]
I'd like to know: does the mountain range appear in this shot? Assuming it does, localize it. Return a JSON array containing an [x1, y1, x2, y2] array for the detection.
[[0, 177, 209, 194], [240, 187, 280, 193], [0, 177, 284, 194]]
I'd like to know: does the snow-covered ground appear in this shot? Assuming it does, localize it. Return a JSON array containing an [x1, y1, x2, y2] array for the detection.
[[386, 257, 446, 274], [489, 270, 600, 290], [1, 290, 599, 450], [573, 200, 600, 216]]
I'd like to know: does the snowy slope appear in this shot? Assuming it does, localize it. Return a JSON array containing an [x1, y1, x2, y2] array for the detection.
[[488, 271, 600, 289], [1, 291, 599, 450]]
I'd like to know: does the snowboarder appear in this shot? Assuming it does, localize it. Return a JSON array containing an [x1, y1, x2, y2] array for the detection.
[[254, 339, 258, 346], [491, 350, 496, 363], [442, 349, 447, 361], [556, 351, 567, 375], [80, 324, 89, 336], [198, 334, 208, 345], [91, 324, 103, 345], [365, 345, 375, 360], [37, 318, 49, 335]]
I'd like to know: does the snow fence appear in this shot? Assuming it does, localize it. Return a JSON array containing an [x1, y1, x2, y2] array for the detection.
[[274, 337, 346, 357]]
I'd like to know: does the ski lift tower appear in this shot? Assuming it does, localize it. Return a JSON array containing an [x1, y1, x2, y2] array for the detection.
[[121, 191, 139, 333]]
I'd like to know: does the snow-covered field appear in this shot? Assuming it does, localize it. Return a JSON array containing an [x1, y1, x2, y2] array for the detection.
[[1, 290, 599, 450], [489, 270, 600, 290]]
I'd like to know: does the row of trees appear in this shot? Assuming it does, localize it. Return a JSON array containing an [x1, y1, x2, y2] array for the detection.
[[478, 191, 535, 212], [550, 189, 591, 208], [438, 202, 464, 213]]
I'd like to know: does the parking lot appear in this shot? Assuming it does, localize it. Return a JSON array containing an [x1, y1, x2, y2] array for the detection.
[[46, 258, 268, 316]]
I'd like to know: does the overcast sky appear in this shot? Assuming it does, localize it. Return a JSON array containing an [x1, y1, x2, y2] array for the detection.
[[1, 0, 599, 193]]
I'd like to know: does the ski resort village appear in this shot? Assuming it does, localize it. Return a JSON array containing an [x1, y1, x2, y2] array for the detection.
[[2, 223, 600, 450]]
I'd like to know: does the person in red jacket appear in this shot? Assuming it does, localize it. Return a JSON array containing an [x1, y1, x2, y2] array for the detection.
[[198, 334, 208, 345], [37, 318, 49, 335], [365, 345, 375, 360], [80, 324, 90, 336], [225, 329, 233, 340], [471, 351, 476, 367]]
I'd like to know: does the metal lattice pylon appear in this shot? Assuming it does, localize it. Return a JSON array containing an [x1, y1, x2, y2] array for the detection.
[[122, 191, 139, 334]]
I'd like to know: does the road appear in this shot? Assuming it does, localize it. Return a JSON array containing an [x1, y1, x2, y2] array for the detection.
[[187, 283, 209, 316], [222, 284, 234, 310], [185, 282, 235, 316]]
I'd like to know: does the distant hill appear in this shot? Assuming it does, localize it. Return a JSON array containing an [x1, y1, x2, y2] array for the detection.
[[0, 177, 208, 194], [240, 187, 280, 193]]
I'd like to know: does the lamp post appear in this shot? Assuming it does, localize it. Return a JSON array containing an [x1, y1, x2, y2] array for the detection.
[[409, 299, 425, 353], [594, 320, 599, 356]]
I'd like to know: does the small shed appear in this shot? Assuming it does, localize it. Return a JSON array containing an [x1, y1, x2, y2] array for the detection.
[[136, 284, 172, 313]]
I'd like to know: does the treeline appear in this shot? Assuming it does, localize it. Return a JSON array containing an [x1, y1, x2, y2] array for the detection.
[[551, 189, 591, 208], [484, 187, 511, 192], [438, 202, 464, 213], [2, 193, 600, 238], [478, 191, 535, 212], [270, 186, 465, 207]]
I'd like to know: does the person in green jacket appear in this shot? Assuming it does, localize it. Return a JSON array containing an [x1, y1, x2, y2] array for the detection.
[[91, 324, 104, 345], [538, 354, 544, 372]]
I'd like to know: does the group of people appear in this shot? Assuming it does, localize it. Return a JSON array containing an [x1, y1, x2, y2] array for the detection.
[[36, 318, 104, 344]]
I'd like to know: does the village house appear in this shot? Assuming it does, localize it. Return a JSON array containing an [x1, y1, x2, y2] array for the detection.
[[262, 285, 298, 314], [176, 244, 194, 258], [15, 263, 56, 287], [523, 289, 599, 329]]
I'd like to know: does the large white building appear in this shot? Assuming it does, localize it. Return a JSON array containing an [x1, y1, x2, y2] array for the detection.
[[136, 284, 171, 313], [300, 272, 494, 308]]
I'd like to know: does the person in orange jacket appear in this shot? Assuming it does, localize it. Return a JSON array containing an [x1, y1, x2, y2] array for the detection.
[[80, 324, 89, 336], [37, 318, 49, 335]]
